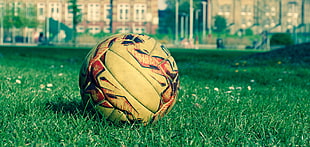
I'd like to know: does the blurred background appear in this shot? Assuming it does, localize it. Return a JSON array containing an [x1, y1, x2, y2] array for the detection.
[[0, 0, 309, 49]]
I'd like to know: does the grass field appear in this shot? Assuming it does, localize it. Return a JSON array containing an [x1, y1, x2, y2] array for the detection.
[[0, 46, 309, 146]]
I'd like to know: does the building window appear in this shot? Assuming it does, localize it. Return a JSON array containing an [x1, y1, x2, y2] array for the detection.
[[39, 8, 44, 16], [78, 26, 85, 33], [133, 27, 145, 34], [118, 4, 130, 21], [25, 3, 35, 17], [287, 1, 297, 13], [88, 26, 101, 34], [103, 27, 111, 33], [241, 5, 252, 15], [218, 4, 231, 16], [104, 4, 112, 20], [37, 3, 45, 20], [287, 1, 298, 26], [117, 27, 130, 33], [87, 3, 101, 21], [134, 4, 146, 21], [49, 3, 61, 20], [65, 3, 73, 21]]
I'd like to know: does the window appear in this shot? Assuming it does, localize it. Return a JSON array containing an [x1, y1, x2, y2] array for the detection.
[[25, 3, 35, 17], [104, 4, 112, 20], [39, 8, 44, 16], [287, 1, 298, 26], [223, 5, 231, 12], [103, 27, 111, 33], [117, 27, 130, 33], [265, 5, 270, 16], [65, 3, 73, 21], [134, 4, 146, 21], [246, 18, 253, 26], [37, 3, 45, 20], [133, 27, 145, 34], [241, 5, 251, 15], [118, 4, 130, 21], [270, 6, 276, 16], [77, 26, 85, 33], [88, 26, 101, 34], [218, 4, 231, 16], [11, 2, 22, 16], [49, 3, 61, 20], [87, 3, 101, 21], [287, 1, 297, 13]]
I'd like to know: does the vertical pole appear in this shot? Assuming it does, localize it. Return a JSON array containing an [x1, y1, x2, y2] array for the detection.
[[279, 0, 282, 26], [180, 15, 184, 39], [0, 1, 3, 45], [46, 0, 49, 43], [195, 9, 200, 36], [301, 0, 304, 25], [175, 0, 179, 44], [24, 3, 27, 43], [202, 1, 206, 43], [58, 0, 61, 43], [207, 0, 212, 35], [185, 15, 188, 39], [189, 0, 193, 41]]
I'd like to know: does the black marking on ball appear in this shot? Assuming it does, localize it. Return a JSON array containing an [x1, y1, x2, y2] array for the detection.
[[124, 34, 134, 40], [135, 49, 148, 55], [122, 41, 135, 46], [134, 37, 144, 43], [108, 38, 117, 48], [161, 45, 170, 56]]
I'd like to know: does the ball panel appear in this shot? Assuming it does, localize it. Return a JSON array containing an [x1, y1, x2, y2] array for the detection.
[[107, 38, 174, 101], [104, 50, 161, 113], [87, 55, 156, 123], [95, 102, 114, 119], [149, 43, 171, 59], [106, 109, 129, 123]]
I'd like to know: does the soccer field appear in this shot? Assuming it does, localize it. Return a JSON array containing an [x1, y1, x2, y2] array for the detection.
[[0, 46, 309, 146]]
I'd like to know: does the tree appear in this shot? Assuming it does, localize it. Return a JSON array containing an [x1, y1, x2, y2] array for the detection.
[[163, 0, 203, 36], [270, 33, 294, 46], [24, 4, 39, 29], [68, 0, 82, 45], [3, 3, 24, 29], [213, 15, 227, 33]]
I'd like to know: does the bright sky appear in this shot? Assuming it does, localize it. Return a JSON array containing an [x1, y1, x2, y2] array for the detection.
[[158, 0, 167, 10]]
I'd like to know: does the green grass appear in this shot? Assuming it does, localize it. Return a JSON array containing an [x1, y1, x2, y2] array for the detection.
[[0, 46, 309, 146]]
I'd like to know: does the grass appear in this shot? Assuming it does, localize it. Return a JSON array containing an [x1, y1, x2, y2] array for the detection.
[[0, 46, 309, 146]]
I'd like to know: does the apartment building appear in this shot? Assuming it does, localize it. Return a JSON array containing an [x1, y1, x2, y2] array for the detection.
[[0, 0, 158, 36], [212, 0, 309, 34]]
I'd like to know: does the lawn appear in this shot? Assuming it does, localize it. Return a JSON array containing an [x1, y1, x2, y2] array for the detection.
[[0, 46, 309, 146]]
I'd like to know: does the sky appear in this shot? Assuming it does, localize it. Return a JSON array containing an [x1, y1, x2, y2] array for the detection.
[[158, 0, 168, 10]]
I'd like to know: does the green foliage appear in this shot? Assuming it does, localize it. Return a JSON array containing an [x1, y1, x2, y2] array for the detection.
[[166, 0, 203, 12], [24, 5, 39, 28], [0, 46, 309, 146], [245, 28, 254, 36], [213, 15, 227, 33], [162, 0, 204, 35], [2, 3, 38, 29], [92, 31, 113, 39], [270, 33, 294, 46], [68, 0, 82, 25], [68, 0, 83, 44]]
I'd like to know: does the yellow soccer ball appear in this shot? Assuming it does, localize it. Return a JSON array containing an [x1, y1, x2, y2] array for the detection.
[[79, 34, 179, 125]]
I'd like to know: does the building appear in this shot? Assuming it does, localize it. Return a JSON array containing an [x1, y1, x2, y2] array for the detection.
[[0, 0, 159, 43], [211, 0, 310, 34]]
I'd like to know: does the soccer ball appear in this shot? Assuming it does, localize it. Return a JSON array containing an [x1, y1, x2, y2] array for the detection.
[[79, 34, 179, 125]]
